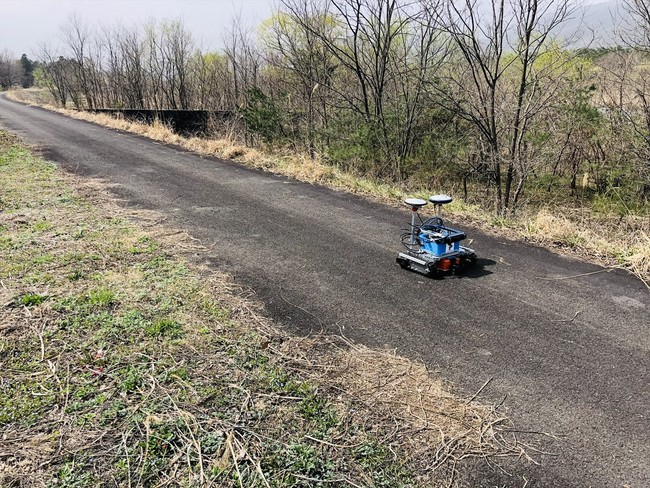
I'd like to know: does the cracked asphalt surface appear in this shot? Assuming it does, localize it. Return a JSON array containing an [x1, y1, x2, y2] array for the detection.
[[1, 94, 648, 487]]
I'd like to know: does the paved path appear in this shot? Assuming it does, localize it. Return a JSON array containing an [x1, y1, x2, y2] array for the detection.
[[1, 94, 648, 487]]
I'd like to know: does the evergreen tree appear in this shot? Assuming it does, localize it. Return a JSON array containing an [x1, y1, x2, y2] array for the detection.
[[20, 53, 34, 88]]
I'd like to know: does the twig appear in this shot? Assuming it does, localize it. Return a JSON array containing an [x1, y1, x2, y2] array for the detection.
[[537, 268, 611, 280], [551, 311, 581, 323], [344, 478, 364, 488], [501, 429, 563, 439], [466, 377, 493, 405], [228, 435, 243, 488], [291, 473, 354, 484], [632, 266, 650, 292], [32, 324, 45, 361], [303, 435, 363, 449], [120, 433, 132, 488], [278, 286, 323, 327], [255, 460, 271, 488]]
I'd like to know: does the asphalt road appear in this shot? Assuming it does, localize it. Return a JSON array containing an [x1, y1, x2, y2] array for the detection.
[[1, 94, 648, 487]]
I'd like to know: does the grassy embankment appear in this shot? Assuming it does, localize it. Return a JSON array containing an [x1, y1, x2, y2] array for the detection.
[[7, 88, 649, 286], [0, 131, 525, 485]]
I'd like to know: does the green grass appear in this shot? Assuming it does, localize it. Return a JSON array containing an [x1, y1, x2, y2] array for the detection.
[[17, 292, 48, 306], [0, 130, 423, 486]]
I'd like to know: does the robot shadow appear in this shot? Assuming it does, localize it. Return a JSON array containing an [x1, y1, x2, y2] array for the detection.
[[454, 258, 496, 279]]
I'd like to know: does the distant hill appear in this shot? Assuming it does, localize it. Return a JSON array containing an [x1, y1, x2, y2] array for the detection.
[[560, 1, 627, 47]]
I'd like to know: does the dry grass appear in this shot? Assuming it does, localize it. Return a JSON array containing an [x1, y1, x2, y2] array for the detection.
[[5, 89, 405, 200], [274, 335, 528, 480], [7, 88, 648, 285], [523, 208, 650, 288]]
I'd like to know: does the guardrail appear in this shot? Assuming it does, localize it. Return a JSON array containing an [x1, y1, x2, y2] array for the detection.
[[84, 109, 236, 136]]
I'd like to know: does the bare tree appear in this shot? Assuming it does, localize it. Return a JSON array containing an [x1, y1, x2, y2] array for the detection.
[[388, 0, 448, 175], [263, 2, 336, 156], [622, 0, 650, 49], [164, 21, 194, 109], [279, 0, 448, 178], [619, 0, 650, 199], [100, 24, 125, 108], [223, 16, 262, 111], [436, 0, 575, 215], [61, 15, 96, 108], [0, 50, 21, 89], [120, 27, 147, 108], [38, 44, 74, 107]]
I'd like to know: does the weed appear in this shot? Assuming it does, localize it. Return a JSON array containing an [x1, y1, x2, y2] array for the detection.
[[49, 458, 97, 487], [32, 253, 55, 265], [17, 292, 48, 306], [66, 391, 108, 415], [119, 309, 149, 332], [0, 379, 57, 426], [299, 391, 339, 431], [145, 422, 178, 458], [263, 442, 335, 485], [98, 399, 127, 425], [116, 365, 143, 393], [67, 270, 84, 281], [129, 235, 157, 255], [491, 216, 517, 228], [0, 236, 14, 250], [354, 440, 413, 487], [259, 365, 292, 392], [88, 289, 116, 308], [200, 431, 225, 455], [145, 318, 184, 338], [72, 227, 85, 239], [32, 220, 53, 232], [200, 298, 230, 320]]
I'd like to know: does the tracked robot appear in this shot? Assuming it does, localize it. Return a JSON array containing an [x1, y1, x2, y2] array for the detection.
[[396, 195, 476, 277]]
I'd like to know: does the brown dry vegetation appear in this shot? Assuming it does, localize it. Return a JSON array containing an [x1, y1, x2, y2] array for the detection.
[[0, 130, 531, 486], [7, 88, 649, 287]]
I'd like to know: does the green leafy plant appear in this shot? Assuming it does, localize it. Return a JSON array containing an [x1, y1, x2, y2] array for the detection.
[[242, 87, 283, 144], [17, 293, 48, 306]]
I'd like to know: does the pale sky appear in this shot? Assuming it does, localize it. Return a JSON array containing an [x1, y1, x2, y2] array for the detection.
[[0, 0, 626, 59], [0, 0, 276, 57]]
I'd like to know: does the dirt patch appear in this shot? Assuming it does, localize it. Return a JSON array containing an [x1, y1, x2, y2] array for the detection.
[[35, 146, 68, 164]]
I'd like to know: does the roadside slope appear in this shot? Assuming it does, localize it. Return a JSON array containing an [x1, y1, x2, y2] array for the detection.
[[1, 94, 648, 487]]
